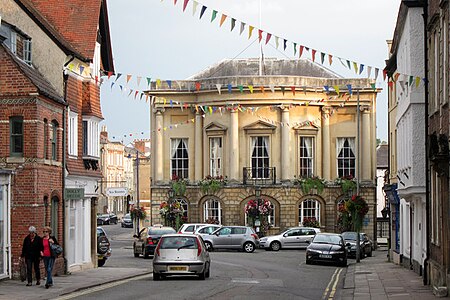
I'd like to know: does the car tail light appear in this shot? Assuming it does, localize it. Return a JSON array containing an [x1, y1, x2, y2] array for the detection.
[[251, 233, 259, 240], [196, 238, 202, 256], [155, 238, 162, 256], [147, 237, 154, 245]]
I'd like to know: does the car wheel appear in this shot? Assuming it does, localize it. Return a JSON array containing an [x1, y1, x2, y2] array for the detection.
[[306, 259, 312, 265], [153, 271, 160, 281], [205, 263, 210, 278], [198, 268, 206, 280], [243, 242, 255, 253], [98, 259, 106, 267], [204, 241, 213, 252], [270, 241, 281, 251], [133, 245, 139, 257]]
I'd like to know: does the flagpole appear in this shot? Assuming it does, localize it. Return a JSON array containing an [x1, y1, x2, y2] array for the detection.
[[259, 0, 263, 76]]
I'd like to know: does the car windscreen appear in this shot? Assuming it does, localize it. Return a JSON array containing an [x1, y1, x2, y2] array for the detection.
[[341, 232, 359, 240], [313, 234, 342, 245], [160, 236, 198, 249], [148, 228, 176, 235], [96, 228, 106, 237]]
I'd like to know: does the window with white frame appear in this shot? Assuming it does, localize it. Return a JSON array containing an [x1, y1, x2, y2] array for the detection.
[[177, 198, 188, 221], [251, 136, 269, 179], [51, 121, 58, 160], [203, 199, 221, 224], [91, 42, 101, 81], [299, 199, 320, 226], [299, 136, 314, 177], [82, 117, 100, 158], [336, 137, 356, 178], [244, 200, 275, 227], [209, 137, 222, 176], [10, 31, 17, 54], [170, 138, 188, 179], [68, 111, 78, 157], [23, 39, 32, 65]]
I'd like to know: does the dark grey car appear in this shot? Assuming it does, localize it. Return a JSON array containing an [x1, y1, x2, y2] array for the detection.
[[202, 226, 259, 253]]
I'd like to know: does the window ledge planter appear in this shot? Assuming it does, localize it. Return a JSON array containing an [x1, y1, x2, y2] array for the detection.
[[295, 176, 326, 195]]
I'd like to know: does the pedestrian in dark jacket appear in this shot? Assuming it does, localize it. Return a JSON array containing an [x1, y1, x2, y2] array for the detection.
[[40, 226, 59, 289], [21, 226, 43, 286]]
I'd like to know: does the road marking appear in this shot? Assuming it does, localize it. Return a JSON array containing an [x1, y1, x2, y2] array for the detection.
[[321, 267, 343, 300], [54, 274, 151, 300], [231, 279, 260, 284]]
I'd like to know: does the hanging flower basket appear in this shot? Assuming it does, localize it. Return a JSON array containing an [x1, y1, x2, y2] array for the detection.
[[159, 200, 185, 230], [295, 176, 326, 194], [335, 175, 357, 195], [338, 194, 369, 232], [130, 206, 146, 220], [244, 198, 273, 236], [171, 174, 188, 196]]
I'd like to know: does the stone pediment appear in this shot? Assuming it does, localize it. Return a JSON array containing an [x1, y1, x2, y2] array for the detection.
[[204, 122, 227, 135], [293, 121, 319, 133], [243, 120, 277, 134]]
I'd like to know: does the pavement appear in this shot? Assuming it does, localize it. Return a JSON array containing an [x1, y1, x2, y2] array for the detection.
[[0, 250, 438, 300]]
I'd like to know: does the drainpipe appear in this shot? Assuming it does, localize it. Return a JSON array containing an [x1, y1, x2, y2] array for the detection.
[[62, 55, 74, 274], [422, 1, 430, 286]]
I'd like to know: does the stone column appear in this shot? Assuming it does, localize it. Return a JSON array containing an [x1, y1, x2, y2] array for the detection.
[[281, 107, 290, 180], [229, 108, 239, 181], [361, 106, 371, 180], [195, 112, 203, 181], [321, 107, 331, 180], [155, 109, 164, 182]]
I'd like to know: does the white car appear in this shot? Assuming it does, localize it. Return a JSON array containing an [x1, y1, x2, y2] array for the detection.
[[259, 227, 320, 251], [178, 223, 210, 234], [194, 224, 222, 237]]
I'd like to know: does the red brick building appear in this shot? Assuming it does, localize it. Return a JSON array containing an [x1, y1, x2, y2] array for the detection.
[[0, 0, 114, 279]]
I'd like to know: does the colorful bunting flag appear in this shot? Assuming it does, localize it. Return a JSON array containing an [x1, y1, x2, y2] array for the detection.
[[370, 83, 376, 91], [136, 76, 142, 86], [415, 77, 421, 87], [293, 43, 297, 56], [269, 85, 275, 93], [346, 60, 351, 70], [211, 10, 218, 22], [281, 87, 285, 95], [291, 86, 296, 96], [359, 64, 364, 75], [275, 36, 279, 49], [311, 50, 316, 62], [167, 80, 172, 88], [231, 18, 236, 31], [240, 22, 245, 35], [367, 66, 372, 78], [321, 52, 325, 64], [346, 84, 353, 95], [108, 71, 113, 79], [333, 85, 340, 95], [216, 84, 222, 94], [258, 29, 263, 42], [265, 33, 272, 45], [199, 6, 207, 19], [220, 14, 227, 27], [227, 84, 232, 93], [353, 62, 358, 74], [248, 26, 254, 39], [146, 77, 151, 87], [375, 68, 379, 80], [156, 79, 161, 88], [238, 85, 244, 92], [195, 82, 201, 91], [328, 54, 333, 65], [283, 39, 287, 51], [183, 0, 189, 12], [192, 1, 198, 16], [248, 85, 254, 93], [126, 74, 132, 83], [299, 45, 304, 58], [383, 70, 387, 81]]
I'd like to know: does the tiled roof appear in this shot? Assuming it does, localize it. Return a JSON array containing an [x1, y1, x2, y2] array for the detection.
[[24, 0, 102, 60], [1, 44, 65, 104], [188, 58, 343, 80], [377, 144, 389, 168]]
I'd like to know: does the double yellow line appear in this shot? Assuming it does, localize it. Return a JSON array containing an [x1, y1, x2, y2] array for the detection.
[[322, 267, 343, 300]]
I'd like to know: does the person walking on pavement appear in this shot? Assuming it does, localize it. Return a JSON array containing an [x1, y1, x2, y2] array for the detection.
[[20, 226, 42, 286], [41, 226, 59, 289]]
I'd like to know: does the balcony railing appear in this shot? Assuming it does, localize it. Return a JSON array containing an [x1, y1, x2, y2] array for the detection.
[[243, 167, 276, 185]]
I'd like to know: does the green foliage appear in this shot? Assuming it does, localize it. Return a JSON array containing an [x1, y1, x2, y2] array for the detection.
[[130, 206, 146, 220], [295, 176, 326, 194], [171, 174, 188, 196], [199, 175, 226, 194], [335, 175, 357, 195]]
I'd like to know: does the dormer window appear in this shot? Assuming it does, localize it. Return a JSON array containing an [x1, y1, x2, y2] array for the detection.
[[1, 22, 32, 65]]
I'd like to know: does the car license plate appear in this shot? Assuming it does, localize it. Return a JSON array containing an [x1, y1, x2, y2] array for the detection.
[[319, 254, 332, 259], [168, 266, 188, 271]]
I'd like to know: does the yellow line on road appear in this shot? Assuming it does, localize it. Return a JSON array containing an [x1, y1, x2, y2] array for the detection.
[[328, 268, 343, 299], [322, 268, 339, 300]]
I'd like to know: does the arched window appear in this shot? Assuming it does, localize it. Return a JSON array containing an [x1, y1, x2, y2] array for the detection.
[[299, 199, 321, 226], [203, 199, 221, 224], [177, 198, 189, 222]]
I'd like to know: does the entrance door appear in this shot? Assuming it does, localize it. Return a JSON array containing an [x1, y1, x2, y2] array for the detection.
[[0, 177, 11, 279]]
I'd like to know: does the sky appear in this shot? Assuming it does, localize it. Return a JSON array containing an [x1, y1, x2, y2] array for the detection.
[[101, 0, 401, 145]]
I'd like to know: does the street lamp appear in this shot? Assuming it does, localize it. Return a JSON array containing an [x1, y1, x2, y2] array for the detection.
[[255, 186, 262, 236]]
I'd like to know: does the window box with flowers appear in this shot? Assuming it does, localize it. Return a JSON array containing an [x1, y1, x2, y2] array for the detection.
[[171, 174, 188, 196], [294, 176, 326, 195], [335, 175, 357, 195], [244, 199, 273, 236], [302, 217, 320, 228], [160, 201, 185, 230], [130, 206, 146, 221], [199, 175, 227, 194]]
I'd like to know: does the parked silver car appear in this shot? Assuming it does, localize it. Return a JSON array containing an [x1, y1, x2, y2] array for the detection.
[[202, 226, 259, 253], [152, 234, 211, 280], [194, 224, 222, 237], [259, 227, 320, 251], [178, 223, 210, 234]]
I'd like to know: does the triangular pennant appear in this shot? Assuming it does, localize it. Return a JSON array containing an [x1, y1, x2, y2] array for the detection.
[[291, 86, 296, 96], [227, 84, 232, 93], [146, 77, 151, 87], [248, 25, 254, 39], [128, 89, 133, 97], [311, 49, 316, 62], [183, 0, 189, 12], [107, 71, 113, 79], [140, 93, 144, 101], [219, 14, 227, 27], [135, 91, 139, 99], [281, 87, 285, 95], [238, 85, 244, 92], [195, 82, 201, 91], [260, 86, 265, 94], [352, 62, 358, 73], [265, 33, 272, 45], [240, 22, 245, 35], [167, 80, 172, 89], [374, 68, 379, 80], [137, 76, 142, 86], [388, 81, 394, 88], [269, 85, 275, 93], [199, 6, 207, 19], [333, 85, 340, 95], [415, 77, 421, 88], [346, 84, 353, 95], [231, 18, 236, 31], [293, 43, 297, 56], [328, 54, 333, 65], [111, 82, 115, 90], [283, 39, 287, 51], [79, 65, 85, 75], [359, 64, 364, 75], [275, 36, 279, 48], [174, 0, 178, 5], [211, 10, 218, 22], [321, 52, 325, 64], [258, 29, 263, 42], [299, 45, 304, 58], [216, 84, 222, 94], [394, 73, 400, 82], [119, 85, 123, 92], [156, 79, 161, 88], [192, 1, 198, 16], [370, 83, 376, 91], [346, 60, 351, 69], [115, 73, 122, 82], [248, 85, 254, 93], [383, 70, 387, 81], [367, 66, 372, 78], [324, 85, 329, 93], [126, 74, 132, 83], [409, 76, 414, 86]]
